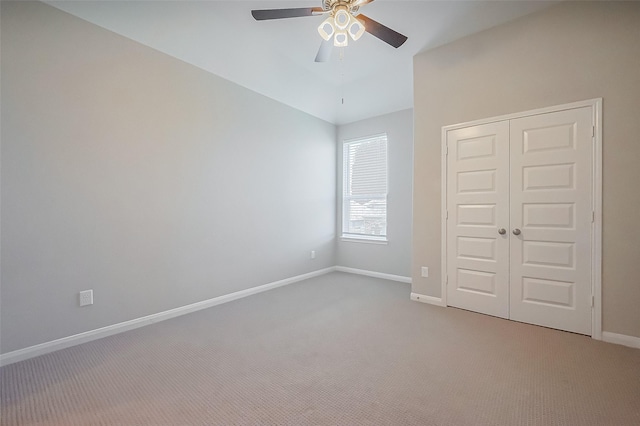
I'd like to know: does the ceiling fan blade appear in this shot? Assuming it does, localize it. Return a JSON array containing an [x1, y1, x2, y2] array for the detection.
[[353, 0, 375, 6], [251, 7, 324, 21], [355, 14, 408, 48], [315, 39, 333, 63]]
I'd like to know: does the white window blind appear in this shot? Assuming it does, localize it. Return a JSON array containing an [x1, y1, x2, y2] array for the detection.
[[342, 134, 388, 241]]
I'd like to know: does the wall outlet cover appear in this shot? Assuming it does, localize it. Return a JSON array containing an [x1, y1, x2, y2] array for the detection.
[[421, 267, 429, 277], [79, 290, 93, 307]]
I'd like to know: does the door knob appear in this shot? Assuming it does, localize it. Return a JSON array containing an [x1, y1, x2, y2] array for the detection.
[[512, 228, 521, 236], [498, 228, 506, 235]]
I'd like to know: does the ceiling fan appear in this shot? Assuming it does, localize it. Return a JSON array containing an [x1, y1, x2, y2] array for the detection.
[[251, 0, 408, 62]]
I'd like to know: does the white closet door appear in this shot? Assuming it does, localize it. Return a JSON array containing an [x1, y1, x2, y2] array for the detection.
[[446, 122, 510, 318], [509, 107, 593, 335]]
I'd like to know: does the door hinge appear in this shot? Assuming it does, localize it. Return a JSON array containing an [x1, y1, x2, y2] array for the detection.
[[445, 144, 449, 156], [592, 126, 595, 138], [591, 295, 594, 307], [446, 275, 449, 284], [592, 211, 595, 223], [446, 210, 449, 220]]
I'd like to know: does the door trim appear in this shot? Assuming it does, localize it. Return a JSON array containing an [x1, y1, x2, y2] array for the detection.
[[440, 99, 603, 339]]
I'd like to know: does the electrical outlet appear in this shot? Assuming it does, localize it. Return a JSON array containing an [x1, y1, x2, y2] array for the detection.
[[310, 250, 316, 260], [421, 267, 429, 278], [79, 290, 93, 307]]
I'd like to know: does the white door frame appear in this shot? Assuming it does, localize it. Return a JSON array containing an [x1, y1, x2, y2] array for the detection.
[[440, 99, 603, 340]]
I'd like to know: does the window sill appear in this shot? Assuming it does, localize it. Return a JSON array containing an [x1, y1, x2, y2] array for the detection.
[[340, 236, 388, 245]]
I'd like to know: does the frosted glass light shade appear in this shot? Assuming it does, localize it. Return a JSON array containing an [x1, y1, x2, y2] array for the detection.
[[318, 17, 335, 41], [348, 16, 365, 40], [334, 9, 350, 30], [334, 30, 349, 47]]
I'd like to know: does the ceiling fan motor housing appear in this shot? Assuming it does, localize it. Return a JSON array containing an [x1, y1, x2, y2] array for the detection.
[[323, 0, 360, 15]]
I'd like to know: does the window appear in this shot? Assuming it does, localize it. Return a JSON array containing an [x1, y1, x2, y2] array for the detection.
[[342, 134, 388, 242]]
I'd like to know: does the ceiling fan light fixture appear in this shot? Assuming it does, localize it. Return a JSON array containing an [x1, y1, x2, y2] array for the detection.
[[348, 16, 365, 40], [317, 17, 335, 41], [334, 29, 349, 47]]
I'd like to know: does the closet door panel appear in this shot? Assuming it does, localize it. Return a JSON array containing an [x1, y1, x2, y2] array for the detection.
[[509, 107, 593, 335], [446, 121, 510, 318]]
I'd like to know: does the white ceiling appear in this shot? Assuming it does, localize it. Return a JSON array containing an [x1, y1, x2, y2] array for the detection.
[[46, 0, 556, 125]]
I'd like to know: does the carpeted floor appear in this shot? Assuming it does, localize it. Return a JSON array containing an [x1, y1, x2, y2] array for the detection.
[[1, 272, 639, 425]]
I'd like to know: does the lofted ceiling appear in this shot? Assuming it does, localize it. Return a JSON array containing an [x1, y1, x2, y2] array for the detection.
[[46, 0, 556, 125]]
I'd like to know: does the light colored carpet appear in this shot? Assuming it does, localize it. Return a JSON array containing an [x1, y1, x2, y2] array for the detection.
[[1, 272, 639, 425]]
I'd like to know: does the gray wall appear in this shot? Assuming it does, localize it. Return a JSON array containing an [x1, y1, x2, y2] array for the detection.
[[1, 1, 336, 354], [412, 2, 640, 338], [337, 109, 413, 277]]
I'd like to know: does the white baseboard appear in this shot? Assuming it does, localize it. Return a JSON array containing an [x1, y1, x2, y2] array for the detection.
[[410, 292, 446, 307], [334, 266, 411, 283], [0, 267, 336, 367], [602, 331, 640, 349]]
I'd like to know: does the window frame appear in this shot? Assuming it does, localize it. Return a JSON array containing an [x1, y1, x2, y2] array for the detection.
[[341, 133, 389, 244]]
